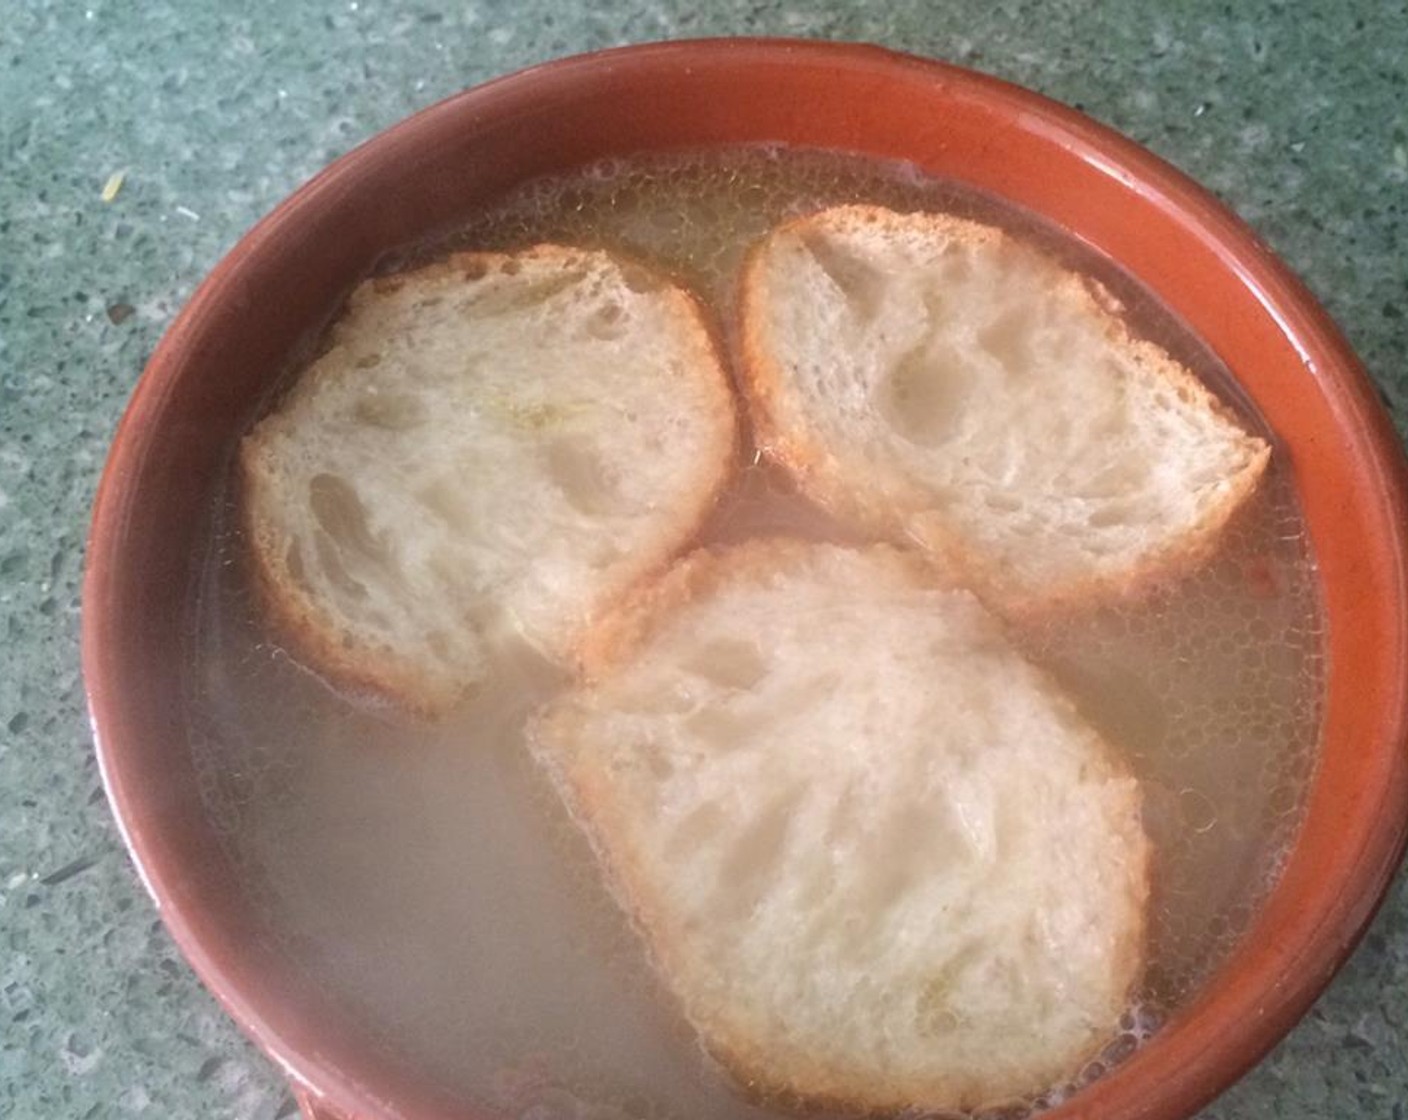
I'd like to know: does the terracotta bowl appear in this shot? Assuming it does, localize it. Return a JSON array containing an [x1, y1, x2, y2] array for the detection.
[[83, 38, 1408, 1120]]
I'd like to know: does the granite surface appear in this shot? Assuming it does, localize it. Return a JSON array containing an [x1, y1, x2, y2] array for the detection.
[[2, 1, 1406, 1117]]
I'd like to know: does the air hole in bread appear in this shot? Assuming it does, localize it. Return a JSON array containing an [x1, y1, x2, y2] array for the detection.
[[937, 244, 974, 287], [544, 438, 619, 516], [1087, 502, 1140, 530], [353, 352, 383, 370], [681, 639, 769, 691], [855, 800, 934, 915], [799, 230, 884, 320], [982, 491, 1023, 515], [460, 258, 491, 281], [643, 743, 674, 782], [470, 271, 586, 317], [1077, 459, 1148, 501], [875, 343, 973, 447], [920, 285, 948, 328], [717, 791, 797, 915], [916, 972, 965, 1038], [415, 478, 467, 529], [308, 474, 386, 563], [312, 530, 367, 600], [284, 541, 306, 586], [977, 308, 1035, 375], [619, 261, 664, 295], [683, 706, 746, 748], [352, 391, 425, 431], [585, 301, 628, 341]]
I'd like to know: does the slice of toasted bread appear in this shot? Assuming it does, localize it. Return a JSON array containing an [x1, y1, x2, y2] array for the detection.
[[531, 539, 1150, 1112], [738, 205, 1270, 612], [241, 246, 736, 713]]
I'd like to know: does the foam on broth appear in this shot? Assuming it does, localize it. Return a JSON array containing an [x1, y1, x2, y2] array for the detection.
[[188, 147, 1324, 1119]]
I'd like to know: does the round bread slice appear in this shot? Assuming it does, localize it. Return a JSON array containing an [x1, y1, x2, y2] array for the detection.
[[241, 246, 736, 714], [737, 205, 1271, 613], [531, 540, 1150, 1112]]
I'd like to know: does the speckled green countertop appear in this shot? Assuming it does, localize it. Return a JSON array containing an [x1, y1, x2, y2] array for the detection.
[[2, 2, 1406, 1118]]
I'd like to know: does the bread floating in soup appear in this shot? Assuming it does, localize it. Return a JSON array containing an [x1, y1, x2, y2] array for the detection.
[[737, 204, 1270, 613], [240, 245, 737, 714], [532, 539, 1150, 1111]]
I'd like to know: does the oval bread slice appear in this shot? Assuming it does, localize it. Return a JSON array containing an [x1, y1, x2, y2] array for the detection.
[[738, 205, 1271, 612], [241, 246, 736, 713], [531, 540, 1150, 1112]]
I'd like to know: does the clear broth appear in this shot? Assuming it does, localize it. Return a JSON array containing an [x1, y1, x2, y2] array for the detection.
[[188, 147, 1324, 1119]]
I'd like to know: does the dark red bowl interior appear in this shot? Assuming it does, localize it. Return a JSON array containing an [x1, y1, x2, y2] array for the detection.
[[83, 38, 1408, 1120]]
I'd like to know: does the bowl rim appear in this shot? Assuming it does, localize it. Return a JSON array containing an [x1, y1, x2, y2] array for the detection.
[[82, 35, 1408, 1120]]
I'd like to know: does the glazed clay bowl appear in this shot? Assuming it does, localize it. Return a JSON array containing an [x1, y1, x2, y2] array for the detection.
[[83, 38, 1408, 1120]]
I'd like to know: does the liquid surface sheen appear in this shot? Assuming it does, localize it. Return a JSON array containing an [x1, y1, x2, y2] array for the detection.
[[189, 147, 1324, 1119]]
